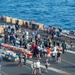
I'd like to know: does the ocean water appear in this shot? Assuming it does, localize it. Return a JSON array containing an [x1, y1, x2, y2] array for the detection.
[[0, 0, 75, 30]]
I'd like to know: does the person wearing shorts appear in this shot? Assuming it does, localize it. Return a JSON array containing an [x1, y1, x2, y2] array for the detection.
[[57, 51, 61, 63], [31, 61, 36, 74], [36, 60, 41, 74], [45, 59, 49, 72]]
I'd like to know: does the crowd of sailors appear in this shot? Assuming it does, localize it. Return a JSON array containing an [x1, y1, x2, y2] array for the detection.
[[0, 21, 68, 74]]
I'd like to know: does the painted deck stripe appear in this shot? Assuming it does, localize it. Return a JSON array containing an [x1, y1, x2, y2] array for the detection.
[[65, 50, 75, 54], [0, 71, 9, 75], [27, 60, 67, 74]]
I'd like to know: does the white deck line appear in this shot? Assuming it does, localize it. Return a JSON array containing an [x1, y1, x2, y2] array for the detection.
[[27, 60, 67, 74], [0, 71, 9, 75], [65, 50, 75, 54]]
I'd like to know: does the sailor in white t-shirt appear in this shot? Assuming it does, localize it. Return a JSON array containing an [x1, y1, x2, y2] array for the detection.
[[53, 46, 57, 52], [52, 45, 58, 61], [36, 60, 41, 74], [36, 60, 40, 68], [11, 24, 16, 30]]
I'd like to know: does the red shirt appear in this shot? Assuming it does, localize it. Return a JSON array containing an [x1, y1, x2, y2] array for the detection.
[[47, 49, 51, 54], [32, 44, 36, 50]]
